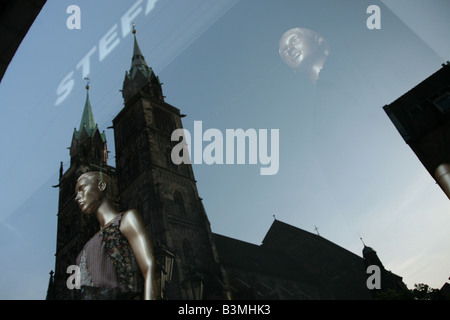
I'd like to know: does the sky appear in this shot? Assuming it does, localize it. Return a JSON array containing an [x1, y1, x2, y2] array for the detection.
[[0, 0, 449, 299]]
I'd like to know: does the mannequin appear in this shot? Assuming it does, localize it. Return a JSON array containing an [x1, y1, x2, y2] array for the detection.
[[74, 171, 155, 300], [279, 27, 330, 85]]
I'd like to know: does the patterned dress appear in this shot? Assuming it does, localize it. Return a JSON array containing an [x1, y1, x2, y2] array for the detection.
[[76, 213, 142, 300]]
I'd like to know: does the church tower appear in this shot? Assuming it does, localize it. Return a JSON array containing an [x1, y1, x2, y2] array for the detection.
[[47, 85, 116, 300], [362, 244, 385, 272], [112, 28, 230, 299]]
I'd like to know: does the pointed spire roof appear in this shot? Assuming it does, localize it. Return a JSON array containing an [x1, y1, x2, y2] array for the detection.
[[122, 24, 164, 102], [78, 87, 97, 136], [127, 26, 154, 80], [131, 34, 149, 69], [74, 84, 106, 142]]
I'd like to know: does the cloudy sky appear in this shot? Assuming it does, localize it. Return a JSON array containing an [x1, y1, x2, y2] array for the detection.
[[0, 0, 449, 299]]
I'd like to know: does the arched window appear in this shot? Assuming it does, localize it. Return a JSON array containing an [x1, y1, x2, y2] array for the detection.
[[166, 147, 175, 167], [154, 107, 175, 134], [174, 191, 186, 215], [183, 239, 194, 264]]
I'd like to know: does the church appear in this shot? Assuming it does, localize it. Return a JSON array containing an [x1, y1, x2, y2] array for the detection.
[[46, 28, 405, 300]]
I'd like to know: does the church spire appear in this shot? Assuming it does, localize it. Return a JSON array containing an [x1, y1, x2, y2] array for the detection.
[[73, 80, 106, 144], [122, 24, 164, 102], [78, 80, 97, 137], [70, 80, 107, 167], [128, 24, 153, 80], [131, 26, 149, 68]]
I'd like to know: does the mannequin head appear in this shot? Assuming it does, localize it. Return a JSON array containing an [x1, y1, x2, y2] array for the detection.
[[279, 27, 329, 84], [75, 171, 113, 214]]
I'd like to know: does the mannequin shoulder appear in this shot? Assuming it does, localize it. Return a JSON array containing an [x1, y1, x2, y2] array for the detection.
[[120, 209, 146, 233]]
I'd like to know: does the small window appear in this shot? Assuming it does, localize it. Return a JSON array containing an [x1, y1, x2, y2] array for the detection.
[[434, 92, 450, 114], [407, 104, 423, 117]]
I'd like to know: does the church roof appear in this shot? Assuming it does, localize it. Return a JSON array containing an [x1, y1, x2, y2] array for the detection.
[[262, 219, 362, 261], [212, 219, 377, 299], [259, 219, 372, 299], [213, 233, 320, 285]]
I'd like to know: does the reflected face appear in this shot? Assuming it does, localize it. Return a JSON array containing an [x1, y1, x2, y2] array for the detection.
[[75, 177, 103, 214], [279, 28, 329, 83]]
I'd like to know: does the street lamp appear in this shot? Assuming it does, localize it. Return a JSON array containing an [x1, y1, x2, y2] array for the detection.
[[182, 266, 204, 300], [153, 242, 174, 299]]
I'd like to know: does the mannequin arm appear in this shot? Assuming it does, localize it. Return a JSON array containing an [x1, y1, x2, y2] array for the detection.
[[120, 209, 154, 300]]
